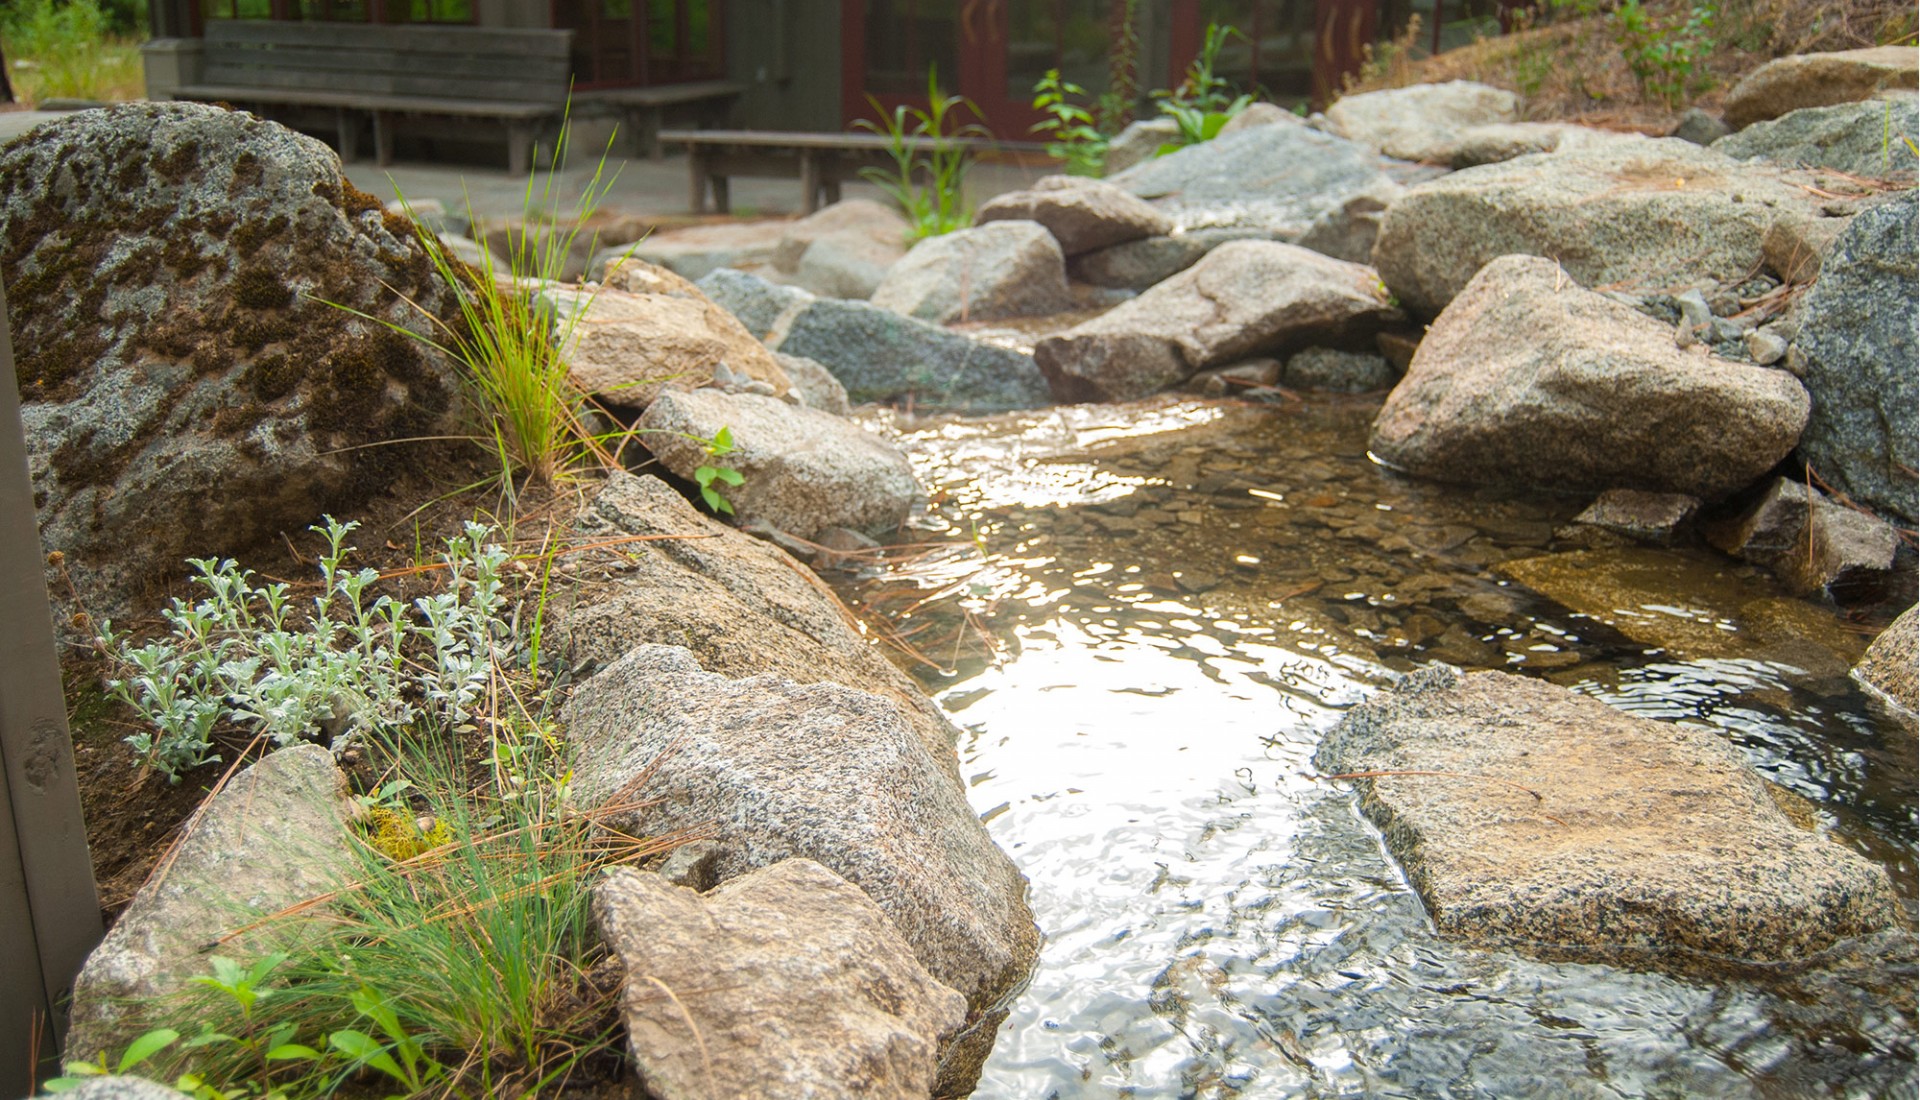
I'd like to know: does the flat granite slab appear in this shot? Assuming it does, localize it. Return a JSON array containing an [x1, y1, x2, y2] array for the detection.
[[1316, 665, 1905, 971]]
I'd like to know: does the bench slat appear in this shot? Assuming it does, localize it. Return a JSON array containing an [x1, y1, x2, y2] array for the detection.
[[202, 64, 565, 103], [574, 80, 747, 107], [205, 44, 569, 82], [659, 127, 1050, 153], [177, 85, 560, 118], [203, 19, 573, 59]]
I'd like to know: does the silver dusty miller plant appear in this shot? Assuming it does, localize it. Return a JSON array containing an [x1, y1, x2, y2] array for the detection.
[[99, 517, 511, 782]]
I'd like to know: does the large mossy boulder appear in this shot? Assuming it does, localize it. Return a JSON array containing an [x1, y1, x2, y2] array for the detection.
[[2, 103, 463, 629]]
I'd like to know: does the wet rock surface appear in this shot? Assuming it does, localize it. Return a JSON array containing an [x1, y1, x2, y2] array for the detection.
[[1372, 138, 1824, 316], [1854, 605, 1918, 724], [1790, 189, 1919, 523], [1565, 488, 1700, 546], [561, 644, 1040, 1098], [1370, 255, 1809, 499], [66, 746, 353, 1063], [594, 860, 967, 1100], [4, 103, 463, 629], [637, 388, 921, 539], [1315, 665, 1905, 968]]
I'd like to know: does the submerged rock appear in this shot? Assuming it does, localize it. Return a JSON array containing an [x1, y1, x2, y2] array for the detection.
[[1723, 45, 1920, 130], [1564, 488, 1700, 546], [637, 388, 920, 539], [1035, 240, 1401, 402], [561, 644, 1039, 1097], [1791, 190, 1919, 524], [1372, 138, 1823, 316], [974, 174, 1174, 255], [1370, 256, 1808, 500], [594, 860, 966, 1100], [3, 103, 463, 630], [1316, 666, 1904, 969], [1324, 80, 1520, 163], [869, 220, 1072, 324], [66, 746, 353, 1063], [1496, 546, 1869, 677]]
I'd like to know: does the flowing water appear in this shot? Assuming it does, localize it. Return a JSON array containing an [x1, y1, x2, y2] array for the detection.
[[829, 395, 1917, 1099]]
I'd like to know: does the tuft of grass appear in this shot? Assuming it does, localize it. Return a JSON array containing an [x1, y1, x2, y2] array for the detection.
[[2, 0, 145, 104], [855, 66, 989, 240]]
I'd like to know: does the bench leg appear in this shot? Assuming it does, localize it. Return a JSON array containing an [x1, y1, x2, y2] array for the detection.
[[799, 150, 822, 215], [711, 173, 730, 215], [636, 107, 663, 160], [688, 149, 708, 213], [507, 122, 533, 176], [373, 110, 395, 167], [334, 107, 359, 163]]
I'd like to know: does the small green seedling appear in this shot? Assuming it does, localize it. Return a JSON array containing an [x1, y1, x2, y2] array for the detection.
[[695, 425, 744, 515]]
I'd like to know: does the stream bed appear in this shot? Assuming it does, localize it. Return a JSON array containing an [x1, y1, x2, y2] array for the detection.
[[829, 395, 1917, 1099]]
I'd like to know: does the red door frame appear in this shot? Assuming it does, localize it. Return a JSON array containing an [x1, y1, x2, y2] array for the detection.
[[840, 0, 1046, 139]]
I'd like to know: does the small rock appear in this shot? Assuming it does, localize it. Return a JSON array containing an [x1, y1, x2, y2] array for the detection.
[[54, 1078, 195, 1100], [1324, 80, 1520, 163], [974, 175, 1174, 255], [594, 860, 967, 1100], [1280, 347, 1396, 392], [869, 220, 1073, 324], [1707, 477, 1900, 598], [1102, 118, 1180, 174], [66, 746, 355, 1063], [1184, 358, 1282, 398], [1670, 107, 1732, 146], [772, 200, 911, 299], [774, 352, 851, 415], [1747, 328, 1790, 365], [1035, 240, 1402, 402], [1569, 489, 1700, 545], [638, 388, 920, 539]]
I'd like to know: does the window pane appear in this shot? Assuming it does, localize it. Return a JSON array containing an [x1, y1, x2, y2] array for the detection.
[[1005, 0, 1113, 103], [864, 0, 959, 96]]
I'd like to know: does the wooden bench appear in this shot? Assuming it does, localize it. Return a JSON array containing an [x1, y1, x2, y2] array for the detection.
[[173, 21, 570, 175], [659, 129, 1051, 214]]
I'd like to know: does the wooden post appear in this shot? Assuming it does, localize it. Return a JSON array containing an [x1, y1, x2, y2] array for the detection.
[[0, 278, 103, 1094]]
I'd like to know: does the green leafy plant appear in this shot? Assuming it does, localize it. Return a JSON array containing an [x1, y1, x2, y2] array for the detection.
[[694, 424, 744, 515], [1612, 0, 1717, 108], [98, 517, 510, 782], [1150, 22, 1252, 155], [1031, 69, 1109, 176], [855, 66, 991, 239]]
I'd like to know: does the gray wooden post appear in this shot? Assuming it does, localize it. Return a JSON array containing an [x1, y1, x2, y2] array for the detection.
[[0, 278, 103, 1094]]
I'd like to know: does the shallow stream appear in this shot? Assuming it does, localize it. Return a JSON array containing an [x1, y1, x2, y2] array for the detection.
[[831, 395, 1917, 1099]]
